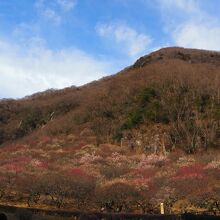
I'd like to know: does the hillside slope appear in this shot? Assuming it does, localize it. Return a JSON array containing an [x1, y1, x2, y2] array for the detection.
[[1, 47, 220, 152], [0, 47, 220, 214]]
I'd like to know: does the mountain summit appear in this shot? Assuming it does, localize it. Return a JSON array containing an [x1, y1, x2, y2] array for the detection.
[[133, 47, 220, 68]]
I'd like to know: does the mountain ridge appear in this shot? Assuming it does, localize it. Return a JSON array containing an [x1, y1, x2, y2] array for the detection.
[[1, 46, 220, 148], [2, 46, 220, 103]]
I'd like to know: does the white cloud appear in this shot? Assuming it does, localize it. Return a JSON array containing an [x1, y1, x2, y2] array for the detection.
[[35, 0, 61, 25], [34, 0, 75, 25], [173, 22, 220, 51], [43, 8, 61, 25], [157, 0, 220, 51], [56, 0, 77, 11], [159, 0, 199, 13], [0, 39, 115, 99], [97, 23, 152, 59]]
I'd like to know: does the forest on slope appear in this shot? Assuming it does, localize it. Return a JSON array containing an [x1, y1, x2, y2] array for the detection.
[[0, 47, 220, 214]]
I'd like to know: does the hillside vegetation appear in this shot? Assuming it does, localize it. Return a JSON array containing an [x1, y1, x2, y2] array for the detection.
[[0, 47, 220, 214]]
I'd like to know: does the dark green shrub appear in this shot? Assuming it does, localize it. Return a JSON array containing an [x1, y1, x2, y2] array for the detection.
[[113, 128, 123, 142], [196, 94, 211, 112], [139, 87, 157, 106], [15, 108, 47, 138], [122, 110, 143, 129], [0, 129, 5, 145], [215, 104, 220, 119], [102, 110, 115, 119], [52, 100, 78, 116]]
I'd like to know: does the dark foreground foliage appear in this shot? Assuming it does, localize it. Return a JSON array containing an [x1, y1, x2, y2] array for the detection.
[[1, 205, 220, 220]]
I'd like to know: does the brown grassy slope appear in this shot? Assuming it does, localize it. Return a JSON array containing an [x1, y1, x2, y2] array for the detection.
[[0, 46, 220, 147], [0, 47, 220, 214]]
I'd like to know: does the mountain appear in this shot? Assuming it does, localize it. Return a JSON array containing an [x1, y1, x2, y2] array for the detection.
[[0, 47, 220, 214], [1, 47, 220, 152]]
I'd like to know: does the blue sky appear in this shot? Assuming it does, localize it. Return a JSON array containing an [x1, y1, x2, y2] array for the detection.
[[0, 0, 220, 98]]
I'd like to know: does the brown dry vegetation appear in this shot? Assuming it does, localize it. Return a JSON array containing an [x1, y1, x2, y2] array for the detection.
[[0, 47, 220, 214], [1, 47, 220, 152]]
